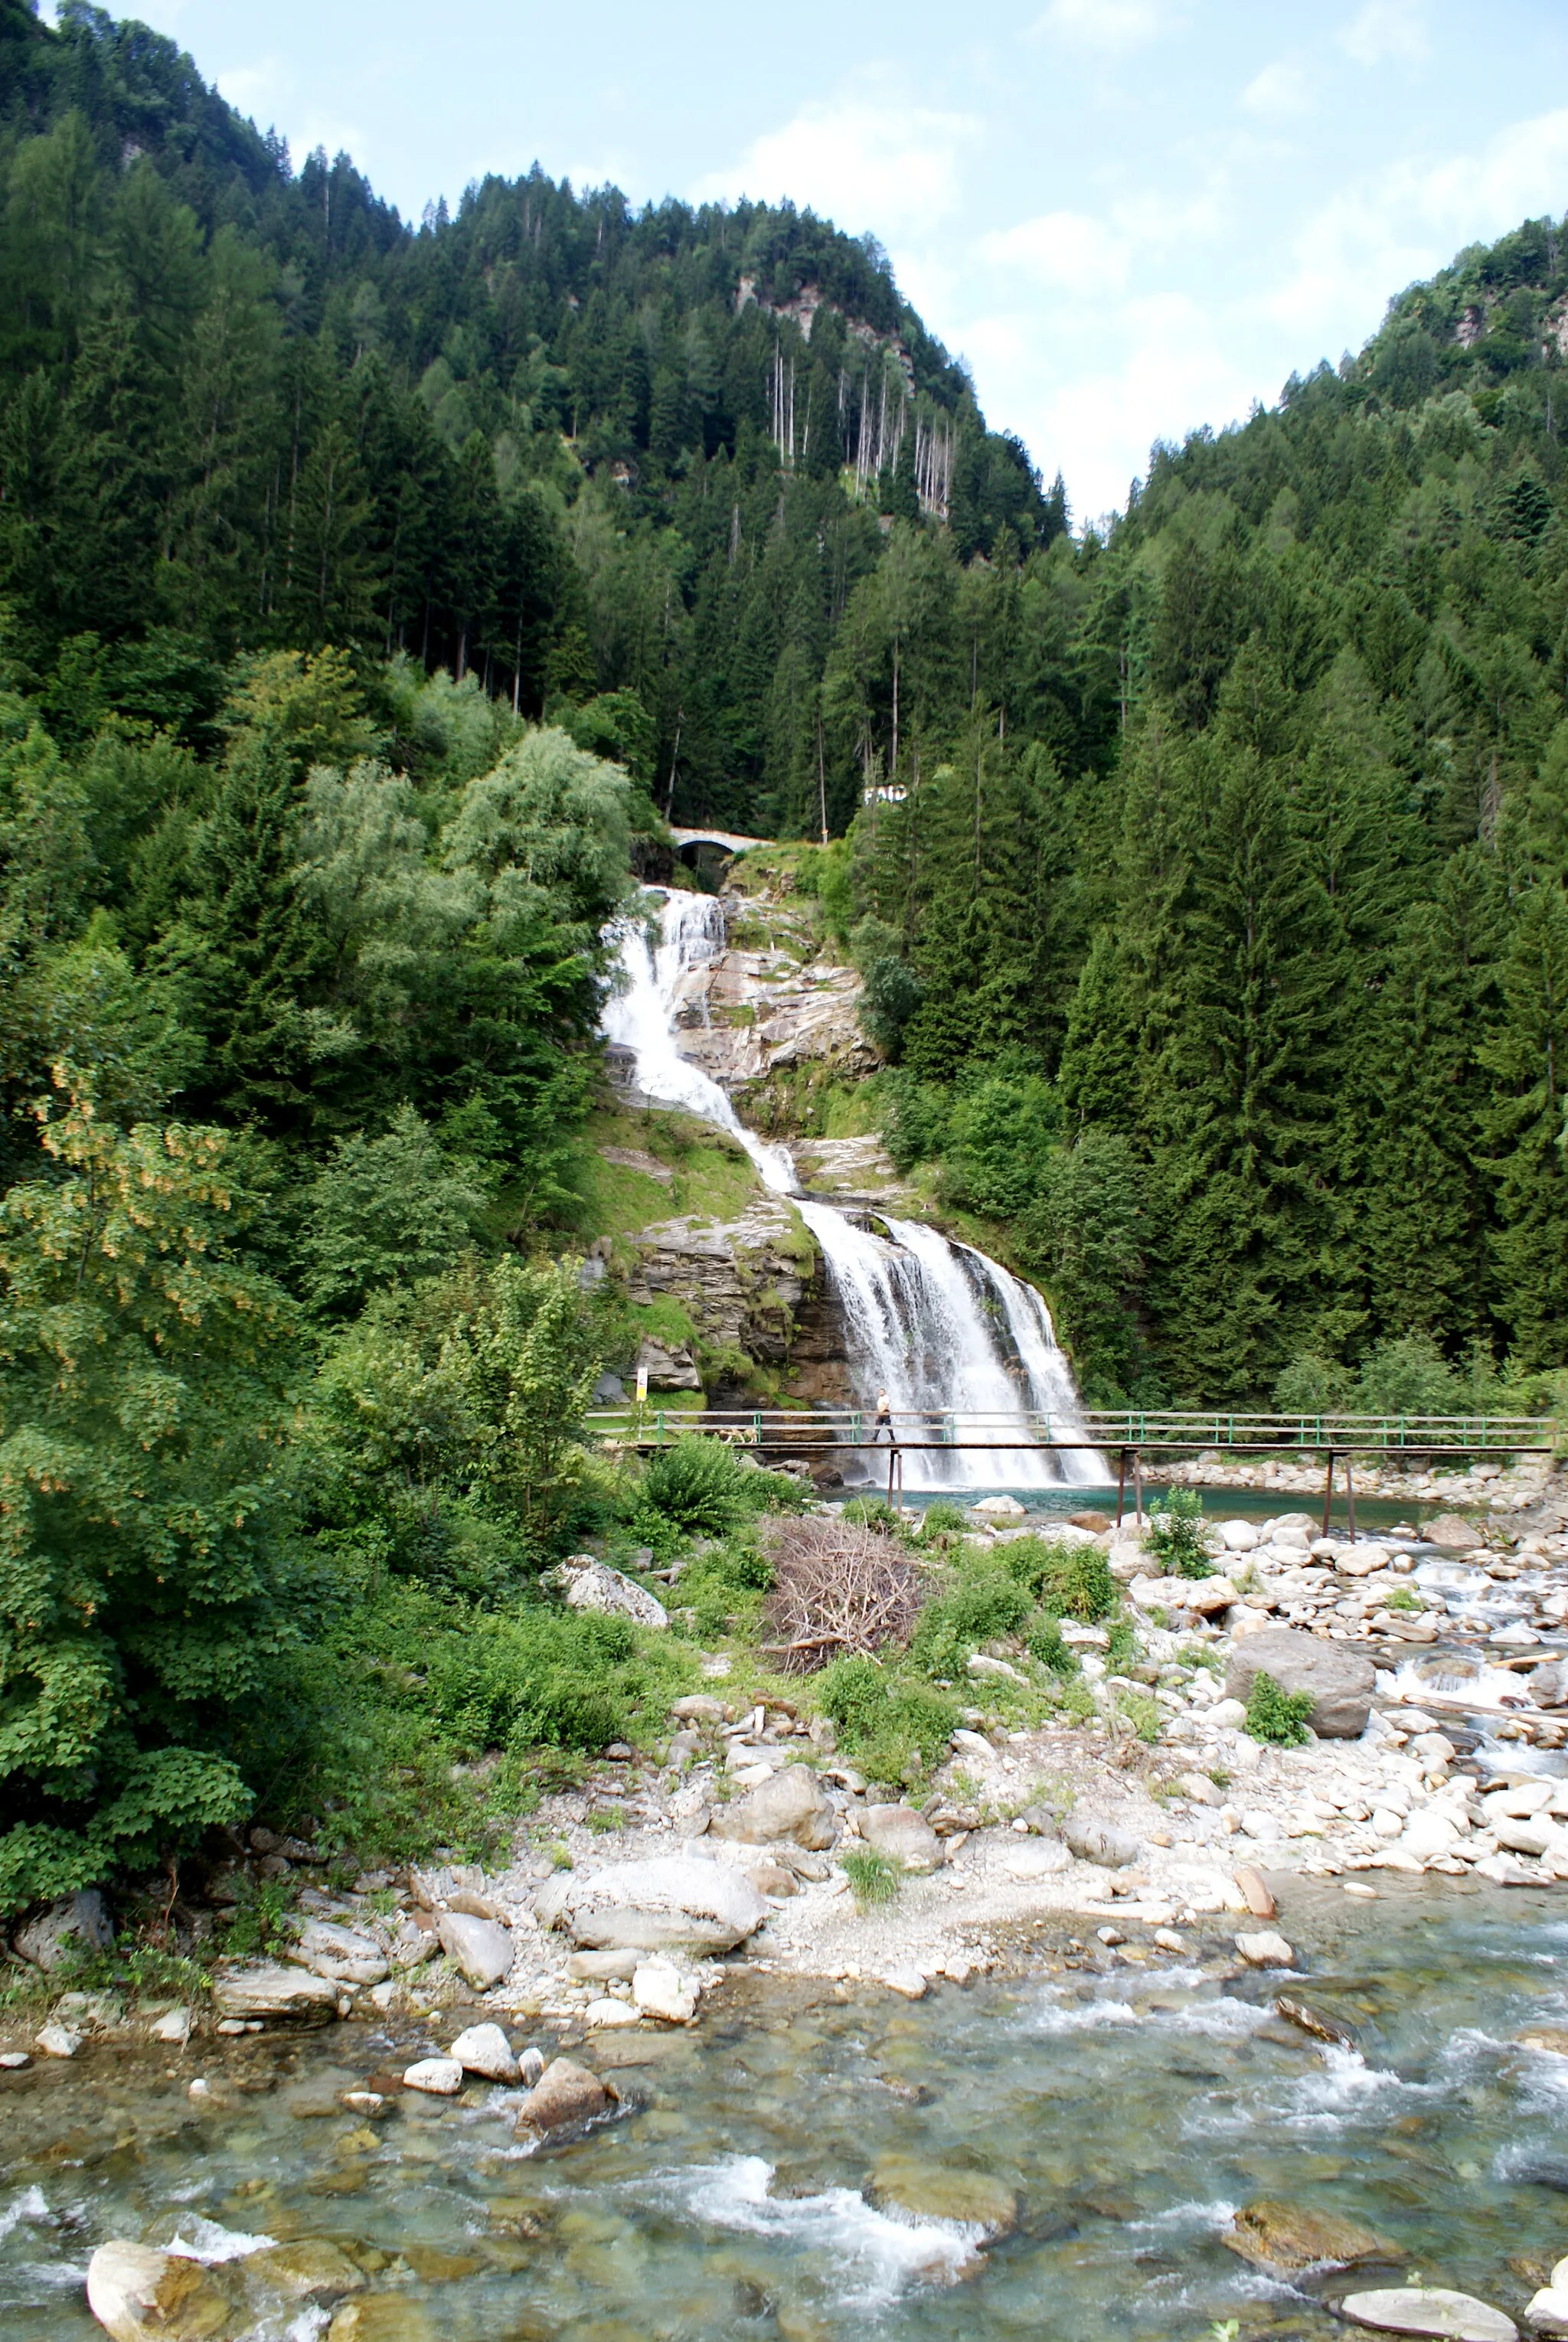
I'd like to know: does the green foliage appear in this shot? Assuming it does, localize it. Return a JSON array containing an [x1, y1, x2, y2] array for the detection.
[[1025, 1615, 1080, 1675], [1001, 1535, 1118, 1621], [668, 1535, 774, 1641], [639, 1436, 789, 1539], [816, 1654, 958, 1785], [919, 1501, 969, 1538], [1245, 1669, 1314, 1747], [841, 1496, 910, 1534], [0, 1078, 302, 1916], [1143, 1490, 1215, 1579], [1111, 1688, 1162, 1744], [841, 1847, 900, 1905], [301, 1105, 492, 1313], [908, 1564, 1034, 1678]]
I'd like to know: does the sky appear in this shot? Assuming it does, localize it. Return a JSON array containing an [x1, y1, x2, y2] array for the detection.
[[103, 0, 1568, 524]]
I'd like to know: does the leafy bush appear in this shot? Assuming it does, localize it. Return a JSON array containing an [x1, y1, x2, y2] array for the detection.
[[1353, 1332, 1462, 1418], [673, 1537, 774, 1641], [639, 1436, 766, 1537], [920, 1501, 969, 1538], [908, 1566, 1034, 1679], [816, 1654, 957, 1785], [842, 1847, 900, 1906], [841, 1496, 909, 1535], [1025, 1615, 1080, 1675], [1245, 1670, 1314, 1747], [1002, 1536, 1117, 1620], [1111, 1689, 1162, 1744], [1143, 1490, 1214, 1579]]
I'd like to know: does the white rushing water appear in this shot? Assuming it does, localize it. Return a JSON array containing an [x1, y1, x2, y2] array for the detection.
[[603, 888, 1105, 1489]]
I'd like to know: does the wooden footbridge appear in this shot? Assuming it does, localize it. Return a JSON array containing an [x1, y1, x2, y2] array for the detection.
[[587, 1406, 1560, 1530]]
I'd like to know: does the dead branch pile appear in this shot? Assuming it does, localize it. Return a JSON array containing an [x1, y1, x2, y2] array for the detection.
[[760, 1517, 929, 1673]]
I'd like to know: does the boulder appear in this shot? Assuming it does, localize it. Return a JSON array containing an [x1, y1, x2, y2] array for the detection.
[[85, 2241, 234, 2342], [152, 2007, 192, 2047], [1061, 1818, 1142, 1868], [670, 1694, 727, 1724], [1527, 2278, 1568, 2337], [1132, 1574, 1237, 1616], [1402, 1811, 1463, 1861], [971, 1495, 1027, 1521], [858, 1805, 943, 1871], [14, 1888, 113, 1971], [435, 1911, 514, 1989], [1218, 1520, 1259, 1552], [560, 1558, 668, 1629], [514, 2056, 617, 2139], [1004, 1841, 1070, 1880], [870, 2154, 1018, 2235], [1339, 2288, 1517, 2340], [448, 2022, 519, 2082], [1530, 1662, 1568, 1710], [35, 2023, 82, 2058], [1223, 2198, 1400, 2273], [632, 1960, 697, 2022], [247, 2240, 365, 2301], [402, 2056, 463, 2095], [1223, 1627, 1376, 1737], [708, 1765, 837, 1850], [584, 1997, 641, 2027], [1425, 1514, 1485, 1552], [535, 1855, 768, 1954], [1235, 1931, 1295, 1967], [289, 1921, 388, 1986], [1176, 1772, 1221, 1806], [211, 1964, 338, 2024]]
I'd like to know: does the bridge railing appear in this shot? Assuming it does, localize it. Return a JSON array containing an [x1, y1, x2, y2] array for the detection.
[[584, 1407, 1558, 1455]]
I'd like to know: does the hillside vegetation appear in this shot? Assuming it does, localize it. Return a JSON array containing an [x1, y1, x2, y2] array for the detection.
[[4, 0, 1568, 1912]]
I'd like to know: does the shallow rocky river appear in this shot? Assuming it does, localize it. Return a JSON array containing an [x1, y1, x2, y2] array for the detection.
[[8, 1883, 1568, 2340]]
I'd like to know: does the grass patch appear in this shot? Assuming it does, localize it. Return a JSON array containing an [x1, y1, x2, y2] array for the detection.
[[842, 1847, 900, 1906], [1245, 1670, 1314, 1747]]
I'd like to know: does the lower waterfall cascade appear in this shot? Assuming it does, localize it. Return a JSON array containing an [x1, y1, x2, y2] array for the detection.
[[602, 888, 1105, 1490]]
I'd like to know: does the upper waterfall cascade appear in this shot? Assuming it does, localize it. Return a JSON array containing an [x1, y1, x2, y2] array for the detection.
[[602, 889, 1105, 1490]]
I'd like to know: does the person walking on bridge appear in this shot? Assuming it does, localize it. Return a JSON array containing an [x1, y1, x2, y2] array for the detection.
[[871, 1390, 896, 1445]]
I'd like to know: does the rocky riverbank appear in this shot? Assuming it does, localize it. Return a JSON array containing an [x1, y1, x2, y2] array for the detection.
[[11, 1462, 1568, 2075]]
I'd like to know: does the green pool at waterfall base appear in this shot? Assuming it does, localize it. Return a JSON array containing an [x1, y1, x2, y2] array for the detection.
[[5, 1882, 1566, 2339]]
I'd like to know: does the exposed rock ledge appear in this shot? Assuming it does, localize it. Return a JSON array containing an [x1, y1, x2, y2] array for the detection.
[[623, 1195, 848, 1403]]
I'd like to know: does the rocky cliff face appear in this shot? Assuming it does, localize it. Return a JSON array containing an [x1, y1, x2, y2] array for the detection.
[[659, 861, 880, 1126], [622, 1191, 848, 1405]]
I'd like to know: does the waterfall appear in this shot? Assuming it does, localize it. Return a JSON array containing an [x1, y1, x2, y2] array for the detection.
[[602, 889, 1105, 1489]]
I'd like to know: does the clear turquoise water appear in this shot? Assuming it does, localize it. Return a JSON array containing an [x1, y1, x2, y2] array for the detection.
[[5, 1881, 1567, 2340]]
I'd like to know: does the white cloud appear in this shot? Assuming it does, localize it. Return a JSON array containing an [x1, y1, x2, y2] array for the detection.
[[1266, 104, 1568, 337], [979, 210, 1130, 294], [1339, 1, 1429, 67], [1240, 59, 1311, 119], [214, 62, 282, 120], [691, 92, 976, 242], [1031, 0, 1173, 52]]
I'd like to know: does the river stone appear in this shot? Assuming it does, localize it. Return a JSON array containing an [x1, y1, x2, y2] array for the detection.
[[1235, 1931, 1295, 1967], [1425, 1514, 1485, 1552], [212, 1963, 338, 2024], [1005, 1841, 1070, 1880], [247, 2240, 366, 2301], [14, 1888, 114, 1971], [1224, 2199, 1399, 2273], [514, 2056, 617, 2139], [859, 1805, 943, 1870], [35, 2023, 83, 2058], [560, 1557, 668, 1629], [584, 1997, 642, 2027], [86, 2241, 234, 2342], [870, 2154, 1018, 2235], [291, 1920, 388, 1986], [971, 1495, 1027, 1521], [402, 2056, 463, 2095], [670, 1694, 727, 1724], [1517, 2028, 1568, 2056], [1224, 1627, 1376, 1737], [1062, 1818, 1142, 1868], [1339, 2288, 1517, 2340], [1526, 2282, 1568, 2336], [326, 2301, 436, 2342], [435, 1910, 514, 1988], [448, 2022, 519, 2082], [1530, 1663, 1568, 1709], [536, 1855, 768, 1954], [708, 1765, 837, 1850], [152, 2007, 192, 2046], [632, 1960, 697, 2022]]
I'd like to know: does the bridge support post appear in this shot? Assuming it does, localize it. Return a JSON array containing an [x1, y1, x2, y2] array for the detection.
[[1321, 1452, 1334, 1539], [1133, 1450, 1143, 1526], [1345, 1457, 1357, 1544], [1116, 1448, 1128, 1528]]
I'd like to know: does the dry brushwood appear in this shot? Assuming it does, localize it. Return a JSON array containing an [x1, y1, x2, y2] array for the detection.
[[760, 1517, 929, 1673]]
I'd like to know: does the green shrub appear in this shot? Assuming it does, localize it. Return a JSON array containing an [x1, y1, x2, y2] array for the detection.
[[1246, 1670, 1314, 1747], [1143, 1490, 1214, 1579], [1025, 1616, 1080, 1676], [1382, 1583, 1419, 1612], [841, 1496, 909, 1535], [1112, 1689, 1162, 1744], [908, 1566, 1034, 1678], [640, 1436, 759, 1536], [671, 1537, 773, 1640], [842, 1847, 900, 1906], [1004, 1536, 1117, 1621], [816, 1654, 957, 1785], [920, 1501, 969, 1537]]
